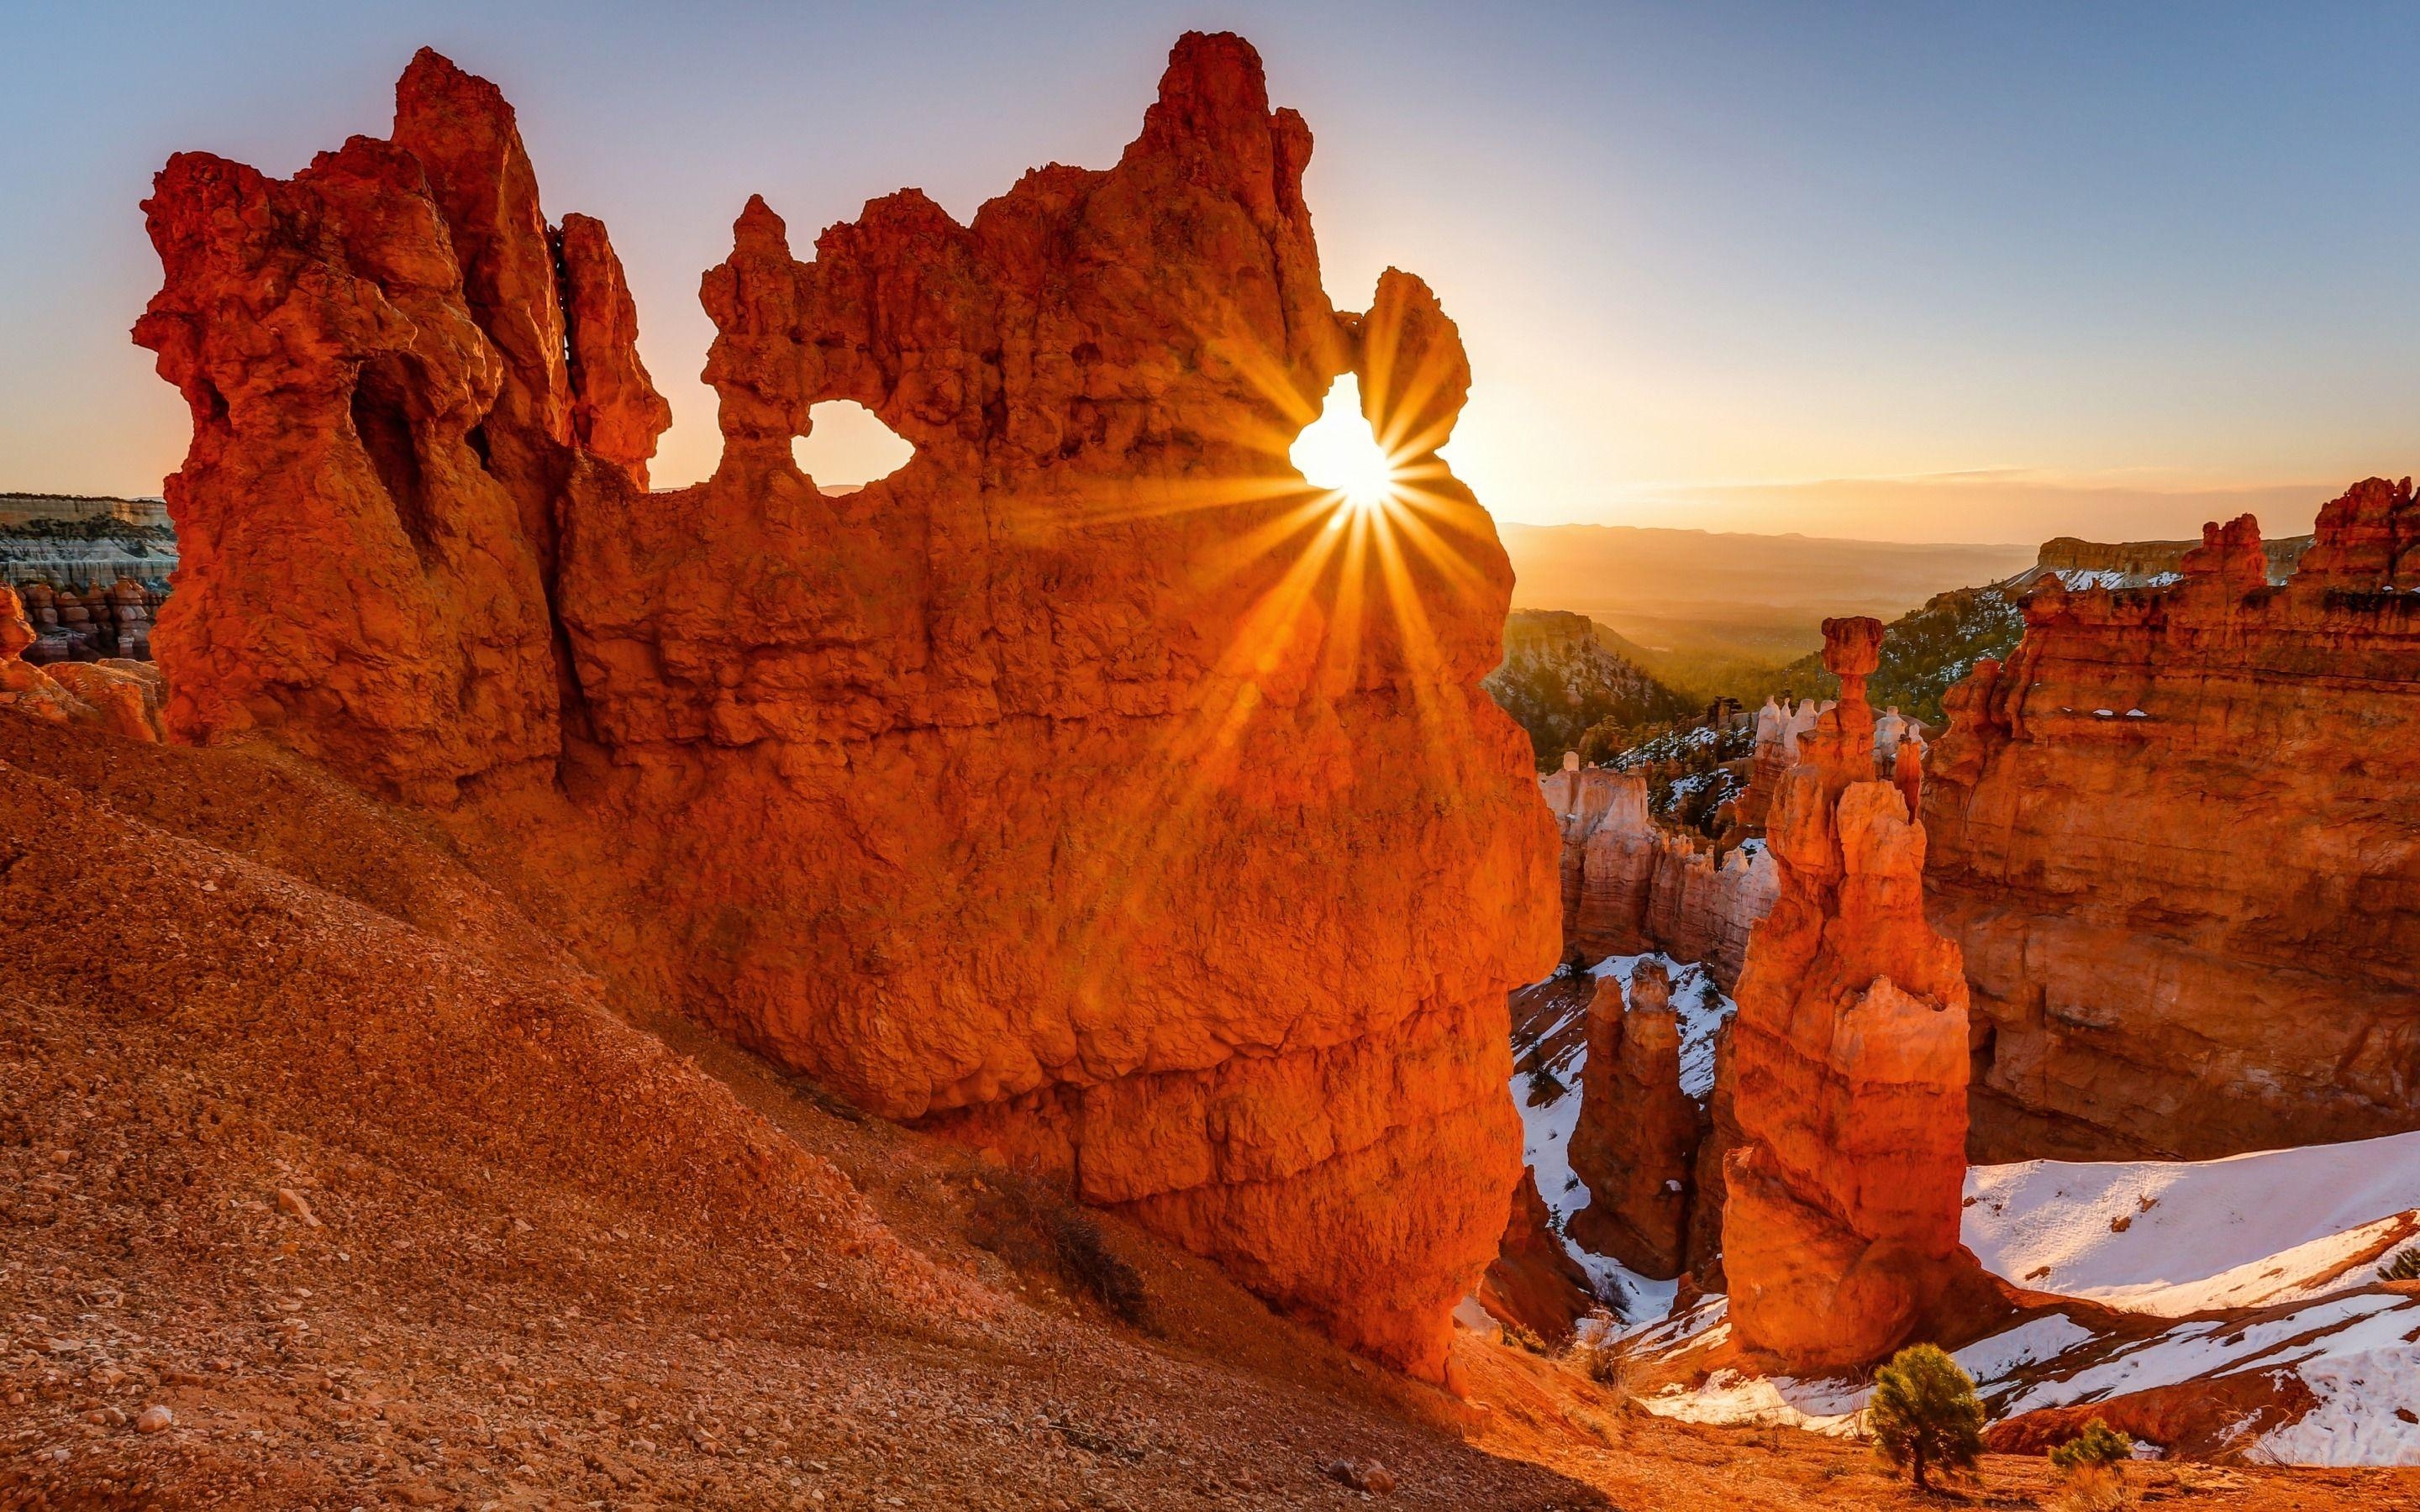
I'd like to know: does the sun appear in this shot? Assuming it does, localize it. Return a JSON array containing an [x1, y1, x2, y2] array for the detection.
[[1290, 374, 1402, 513]]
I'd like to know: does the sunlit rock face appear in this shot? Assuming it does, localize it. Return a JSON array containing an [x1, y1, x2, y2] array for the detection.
[[1539, 759, 1778, 989], [134, 34, 1558, 1377], [1927, 485, 2420, 1163], [1722, 617, 1990, 1372]]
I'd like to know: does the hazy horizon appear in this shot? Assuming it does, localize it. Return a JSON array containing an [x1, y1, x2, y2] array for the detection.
[[4, 1, 2414, 543]]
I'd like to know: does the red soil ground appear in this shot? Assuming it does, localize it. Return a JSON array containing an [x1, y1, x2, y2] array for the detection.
[[5, 712, 2412, 1509]]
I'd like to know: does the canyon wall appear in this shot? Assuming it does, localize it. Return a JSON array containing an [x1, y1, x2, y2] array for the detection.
[[133, 35, 1558, 1378], [2016, 531, 2312, 590], [1722, 618, 1989, 1371], [1539, 756, 1777, 988], [1928, 487, 2420, 1162]]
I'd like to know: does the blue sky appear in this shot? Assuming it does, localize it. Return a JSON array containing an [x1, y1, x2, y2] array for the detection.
[[3, 1, 2413, 540]]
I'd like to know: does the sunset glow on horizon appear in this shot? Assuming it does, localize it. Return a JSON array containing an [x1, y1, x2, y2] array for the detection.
[[3, 2, 2415, 545]]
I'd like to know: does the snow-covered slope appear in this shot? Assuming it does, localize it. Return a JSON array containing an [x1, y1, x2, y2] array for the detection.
[[1964, 1131, 2420, 1315], [1628, 1131, 2420, 1465]]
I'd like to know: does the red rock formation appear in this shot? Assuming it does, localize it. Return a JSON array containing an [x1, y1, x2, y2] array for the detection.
[[1567, 962, 1699, 1276], [133, 34, 1556, 1378], [1722, 617, 1987, 1371], [1540, 763, 1779, 987], [1928, 486, 2420, 1162], [0, 585, 162, 741], [133, 48, 634, 801], [1735, 696, 1820, 832]]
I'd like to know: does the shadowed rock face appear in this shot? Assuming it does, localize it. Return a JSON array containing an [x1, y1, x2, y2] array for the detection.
[[1927, 485, 2420, 1163], [1722, 617, 1988, 1372], [133, 33, 1559, 1378], [1567, 962, 1699, 1276]]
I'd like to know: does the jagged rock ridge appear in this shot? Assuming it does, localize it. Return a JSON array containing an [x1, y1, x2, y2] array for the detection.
[[1539, 756, 1778, 989], [131, 34, 1558, 1378]]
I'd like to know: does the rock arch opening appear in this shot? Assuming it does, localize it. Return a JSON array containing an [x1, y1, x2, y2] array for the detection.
[[792, 401, 916, 495], [1290, 373, 1398, 511]]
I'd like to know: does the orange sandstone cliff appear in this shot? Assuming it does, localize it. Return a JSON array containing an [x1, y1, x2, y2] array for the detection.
[[1539, 756, 1777, 987], [1927, 486, 2420, 1162], [132, 35, 1558, 1378], [1721, 618, 1990, 1371]]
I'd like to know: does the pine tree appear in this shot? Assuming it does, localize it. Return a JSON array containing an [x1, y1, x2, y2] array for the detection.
[[1868, 1342, 1986, 1489]]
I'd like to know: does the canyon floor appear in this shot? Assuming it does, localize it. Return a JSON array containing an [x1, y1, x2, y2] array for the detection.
[[5, 712, 2413, 1510]]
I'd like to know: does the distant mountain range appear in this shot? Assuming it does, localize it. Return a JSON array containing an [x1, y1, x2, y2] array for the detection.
[[1498, 523, 2037, 703]]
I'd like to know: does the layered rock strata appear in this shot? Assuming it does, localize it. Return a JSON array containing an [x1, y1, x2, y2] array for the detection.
[[133, 36, 1556, 1377], [13, 579, 162, 664], [1928, 486, 2420, 1161], [0, 585, 164, 741], [1539, 754, 1778, 988], [1722, 617, 1987, 1371]]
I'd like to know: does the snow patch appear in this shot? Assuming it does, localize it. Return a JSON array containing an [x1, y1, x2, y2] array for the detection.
[[1964, 1130, 2420, 1315]]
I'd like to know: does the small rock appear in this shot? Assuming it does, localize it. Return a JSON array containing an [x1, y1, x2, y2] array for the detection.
[[276, 1188, 321, 1227], [1323, 1457, 1398, 1495], [137, 1405, 175, 1433]]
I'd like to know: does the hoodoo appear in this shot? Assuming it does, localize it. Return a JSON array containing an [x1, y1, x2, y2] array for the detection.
[[1567, 959, 1700, 1275], [132, 34, 1558, 1377], [1927, 483, 2420, 1161], [1721, 617, 1988, 1370]]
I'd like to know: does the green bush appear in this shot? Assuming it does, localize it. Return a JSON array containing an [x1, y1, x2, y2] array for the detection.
[[2049, 1418, 2132, 1473], [1867, 1342, 1985, 1489], [2383, 1245, 2420, 1282]]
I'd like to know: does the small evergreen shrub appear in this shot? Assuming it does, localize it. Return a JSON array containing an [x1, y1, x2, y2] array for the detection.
[[2049, 1418, 2133, 1473], [1867, 1342, 1986, 1490]]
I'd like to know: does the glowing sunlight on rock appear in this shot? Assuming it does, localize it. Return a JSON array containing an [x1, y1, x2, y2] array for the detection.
[[792, 400, 915, 492], [1292, 374, 1401, 514]]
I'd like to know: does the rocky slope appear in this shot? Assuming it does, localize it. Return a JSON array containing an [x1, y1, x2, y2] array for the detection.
[[1926, 486, 2420, 1162], [1483, 610, 1692, 769], [0, 706, 1629, 1510], [1768, 585, 2022, 729], [131, 35, 1558, 1380]]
